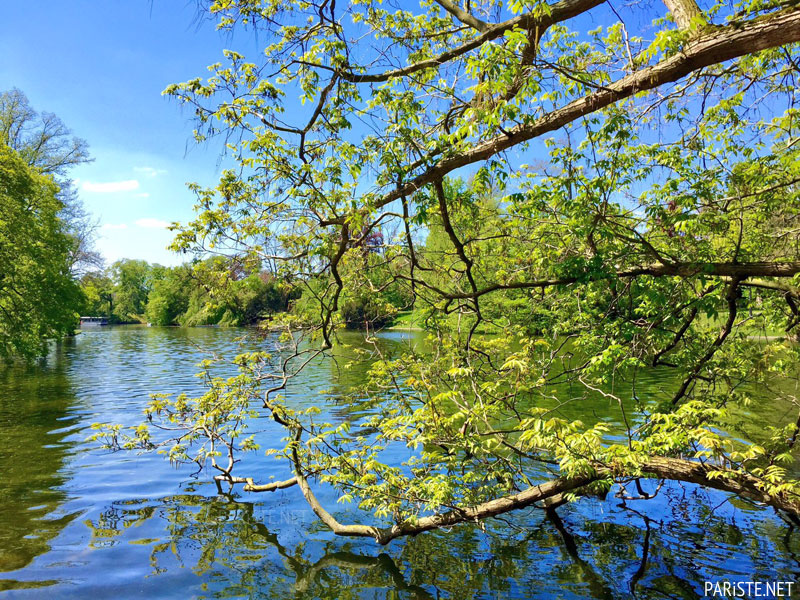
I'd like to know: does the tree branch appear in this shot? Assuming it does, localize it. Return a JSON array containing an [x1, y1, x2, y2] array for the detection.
[[289, 454, 800, 544], [374, 6, 800, 208], [652, 307, 698, 366], [670, 276, 741, 406], [440, 261, 800, 301], [662, 0, 704, 29], [342, 0, 605, 83], [434, 0, 490, 32]]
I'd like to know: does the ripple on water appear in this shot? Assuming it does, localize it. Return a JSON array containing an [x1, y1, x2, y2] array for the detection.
[[0, 326, 798, 599]]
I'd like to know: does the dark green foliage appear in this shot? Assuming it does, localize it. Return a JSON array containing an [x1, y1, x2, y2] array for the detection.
[[0, 144, 83, 358], [111, 259, 158, 323], [80, 271, 114, 318], [340, 294, 396, 329], [176, 258, 297, 326], [80, 257, 298, 327], [145, 265, 193, 326]]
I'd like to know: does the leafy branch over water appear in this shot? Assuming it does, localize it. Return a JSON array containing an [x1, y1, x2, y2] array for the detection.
[[96, 0, 800, 542]]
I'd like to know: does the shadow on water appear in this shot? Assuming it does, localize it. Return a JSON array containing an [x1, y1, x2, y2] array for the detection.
[[0, 340, 82, 588]]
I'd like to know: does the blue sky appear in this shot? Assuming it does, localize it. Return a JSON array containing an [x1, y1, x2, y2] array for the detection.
[[0, 1, 265, 266], [1, 1, 692, 267]]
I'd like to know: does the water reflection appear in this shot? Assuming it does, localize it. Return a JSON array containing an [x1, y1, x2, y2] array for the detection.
[[0, 342, 82, 575], [82, 493, 435, 599], [1, 328, 799, 598], [67, 482, 800, 599]]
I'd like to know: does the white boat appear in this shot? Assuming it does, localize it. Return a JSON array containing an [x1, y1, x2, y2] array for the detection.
[[79, 316, 109, 327]]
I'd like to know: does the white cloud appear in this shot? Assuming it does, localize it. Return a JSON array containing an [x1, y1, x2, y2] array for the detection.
[[82, 179, 140, 193], [101, 223, 128, 230], [135, 218, 170, 229], [134, 166, 167, 178], [135, 192, 150, 198]]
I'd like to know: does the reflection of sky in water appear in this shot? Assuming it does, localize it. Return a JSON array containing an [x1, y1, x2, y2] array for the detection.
[[0, 326, 797, 598]]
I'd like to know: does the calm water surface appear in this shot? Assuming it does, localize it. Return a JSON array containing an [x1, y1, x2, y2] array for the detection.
[[1, 326, 799, 599]]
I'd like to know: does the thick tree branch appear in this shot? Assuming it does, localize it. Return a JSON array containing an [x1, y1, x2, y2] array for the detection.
[[739, 278, 800, 296], [640, 457, 800, 515], [214, 474, 299, 492], [440, 261, 800, 301], [245, 476, 298, 492], [662, 0, 704, 29], [342, 0, 605, 83], [434, 0, 489, 32], [434, 179, 479, 298], [374, 6, 800, 207], [289, 455, 800, 544]]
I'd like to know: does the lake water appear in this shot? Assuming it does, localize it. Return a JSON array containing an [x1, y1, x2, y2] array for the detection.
[[1, 326, 798, 598]]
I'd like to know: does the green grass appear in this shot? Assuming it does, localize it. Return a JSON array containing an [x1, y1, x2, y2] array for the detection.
[[697, 311, 788, 339], [388, 310, 424, 330]]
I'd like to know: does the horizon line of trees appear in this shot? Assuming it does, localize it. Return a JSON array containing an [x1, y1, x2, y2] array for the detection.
[[79, 244, 416, 329], [0, 86, 422, 356], [80, 257, 301, 327]]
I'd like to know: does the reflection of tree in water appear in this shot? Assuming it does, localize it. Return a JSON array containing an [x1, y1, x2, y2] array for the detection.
[[531, 483, 800, 600], [82, 483, 800, 599], [85, 494, 434, 598], [0, 344, 81, 577]]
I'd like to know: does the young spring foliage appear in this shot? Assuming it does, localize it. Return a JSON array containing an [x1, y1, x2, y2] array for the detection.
[[0, 145, 83, 358], [99, 0, 800, 541]]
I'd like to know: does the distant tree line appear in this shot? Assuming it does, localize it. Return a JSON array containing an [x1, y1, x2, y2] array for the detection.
[[80, 257, 301, 326], [80, 248, 417, 329]]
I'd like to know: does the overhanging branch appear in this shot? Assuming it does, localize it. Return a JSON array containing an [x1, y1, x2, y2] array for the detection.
[[286, 455, 800, 544], [440, 261, 800, 301], [342, 0, 605, 83], [373, 6, 800, 208]]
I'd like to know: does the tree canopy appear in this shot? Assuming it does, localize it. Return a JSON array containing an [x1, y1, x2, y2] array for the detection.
[[98, 0, 800, 543], [80, 257, 297, 326], [0, 145, 83, 358], [0, 88, 90, 176], [0, 90, 97, 357], [0, 88, 100, 277]]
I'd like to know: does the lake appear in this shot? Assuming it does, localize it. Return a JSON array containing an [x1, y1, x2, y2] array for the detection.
[[1, 326, 798, 598]]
